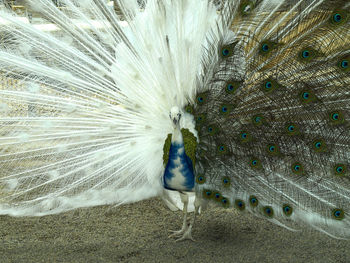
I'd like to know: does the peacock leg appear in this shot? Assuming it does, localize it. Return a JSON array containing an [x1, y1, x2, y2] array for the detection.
[[168, 192, 189, 238], [174, 195, 200, 242]]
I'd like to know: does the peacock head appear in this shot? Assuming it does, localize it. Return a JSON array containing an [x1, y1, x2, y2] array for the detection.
[[169, 106, 182, 126]]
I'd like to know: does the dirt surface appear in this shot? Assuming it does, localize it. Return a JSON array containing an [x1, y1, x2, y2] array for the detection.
[[0, 198, 349, 263]]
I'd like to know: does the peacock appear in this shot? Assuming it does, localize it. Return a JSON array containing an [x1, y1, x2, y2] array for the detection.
[[0, 0, 350, 242]]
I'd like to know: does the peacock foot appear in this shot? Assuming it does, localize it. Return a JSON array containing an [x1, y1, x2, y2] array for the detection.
[[168, 224, 195, 241], [168, 223, 188, 238], [174, 225, 195, 242]]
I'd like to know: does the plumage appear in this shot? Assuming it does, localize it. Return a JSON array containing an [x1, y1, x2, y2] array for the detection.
[[0, 0, 350, 241]]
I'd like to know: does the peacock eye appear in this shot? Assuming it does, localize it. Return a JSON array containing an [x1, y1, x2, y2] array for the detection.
[[263, 206, 274, 217], [222, 48, 230, 56], [249, 196, 259, 207], [283, 204, 293, 216], [333, 13, 342, 23], [302, 92, 310, 99], [332, 113, 339, 120], [332, 208, 344, 220], [262, 43, 269, 52], [341, 60, 348, 69], [302, 50, 310, 58]]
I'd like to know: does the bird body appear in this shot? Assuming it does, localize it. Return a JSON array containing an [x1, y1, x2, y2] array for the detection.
[[0, 0, 350, 240], [163, 107, 195, 192], [163, 133, 195, 192]]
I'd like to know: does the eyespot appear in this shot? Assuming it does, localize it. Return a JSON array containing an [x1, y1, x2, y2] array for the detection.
[[338, 56, 350, 71], [291, 162, 303, 175], [225, 80, 241, 94], [207, 124, 218, 135], [239, 131, 252, 143], [286, 123, 300, 136], [333, 13, 342, 23], [329, 111, 344, 125], [196, 175, 206, 184], [252, 114, 264, 126], [263, 206, 274, 218], [267, 143, 280, 155], [299, 47, 316, 62], [250, 157, 262, 170], [235, 199, 245, 211], [302, 50, 310, 58], [249, 195, 259, 207], [282, 204, 293, 216], [334, 164, 347, 176], [213, 192, 222, 201], [312, 139, 327, 152], [299, 89, 316, 104], [217, 144, 229, 155], [222, 177, 231, 187], [221, 197, 230, 208], [222, 48, 230, 57], [262, 43, 269, 52], [341, 60, 348, 69], [203, 189, 213, 199], [332, 208, 345, 220], [196, 92, 208, 105], [220, 43, 236, 58], [219, 104, 233, 116], [261, 79, 278, 93]]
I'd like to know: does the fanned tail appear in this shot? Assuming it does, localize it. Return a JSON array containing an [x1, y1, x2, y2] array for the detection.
[[195, 0, 350, 238], [0, 0, 224, 215]]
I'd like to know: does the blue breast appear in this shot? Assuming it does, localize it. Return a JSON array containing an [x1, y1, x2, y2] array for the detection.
[[163, 142, 195, 192]]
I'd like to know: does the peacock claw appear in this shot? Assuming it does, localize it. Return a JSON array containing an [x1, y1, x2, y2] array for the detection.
[[174, 227, 195, 242], [168, 225, 188, 238]]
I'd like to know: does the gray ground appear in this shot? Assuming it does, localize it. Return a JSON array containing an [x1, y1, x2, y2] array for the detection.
[[1, 198, 349, 263]]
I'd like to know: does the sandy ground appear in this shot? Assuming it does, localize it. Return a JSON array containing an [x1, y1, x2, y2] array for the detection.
[[0, 197, 349, 263]]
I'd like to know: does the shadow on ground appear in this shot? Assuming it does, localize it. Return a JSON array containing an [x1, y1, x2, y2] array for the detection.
[[0, 198, 349, 263]]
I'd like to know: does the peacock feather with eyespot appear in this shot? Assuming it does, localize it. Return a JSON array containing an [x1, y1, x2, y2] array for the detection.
[[191, 0, 350, 238]]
